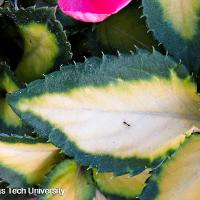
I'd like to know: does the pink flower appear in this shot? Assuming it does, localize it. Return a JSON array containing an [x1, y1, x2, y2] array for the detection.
[[58, 0, 132, 22]]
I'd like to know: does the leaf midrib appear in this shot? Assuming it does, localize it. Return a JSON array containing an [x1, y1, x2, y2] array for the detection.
[[37, 107, 200, 121]]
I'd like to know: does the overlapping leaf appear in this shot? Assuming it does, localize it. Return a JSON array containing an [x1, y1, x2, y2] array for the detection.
[[142, 0, 200, 74], [0, 65, 32, 135], [0, 134, 63, 187], [8, 50, 200, 175], [0, 7, 71, 82], [141, 133, 200, 200], [93, 168, 151, 199], [38, 160, 95, 200], [93, 1, 159, 53]]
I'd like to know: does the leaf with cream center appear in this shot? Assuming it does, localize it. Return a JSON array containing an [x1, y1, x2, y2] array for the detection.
[[0, 7, 71, 82], [39, 160, 95, 200], [0, 134, 63, 187], [8, 50, 200, 175], [93, 168, 151, 199], [0, 65, 32, 135], [142, 0, 200, 74], [141, 133, 200, 200]]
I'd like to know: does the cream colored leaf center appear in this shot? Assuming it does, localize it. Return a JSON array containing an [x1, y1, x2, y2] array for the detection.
[[157, 136, 200, 200], [17, 72, 200, 160], [159, 0, 200, 39]]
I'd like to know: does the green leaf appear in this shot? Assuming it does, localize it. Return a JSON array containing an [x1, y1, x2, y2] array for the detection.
[[142, 0, 200, 74], [69, 1, 162, 61], [93, 169, 151, 199], [0, 7, 71, 82], [93, 1, 159, 53], [0, 134, 63, 187], [0, 64, 32, 135], [38, 160, 95, 200], [8, 50, 200, 175], [141, 133, 200, 200], [0, 65, 20, 93]]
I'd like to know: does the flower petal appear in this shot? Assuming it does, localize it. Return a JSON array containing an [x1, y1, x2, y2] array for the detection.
[[58, 0, 132, 22]]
